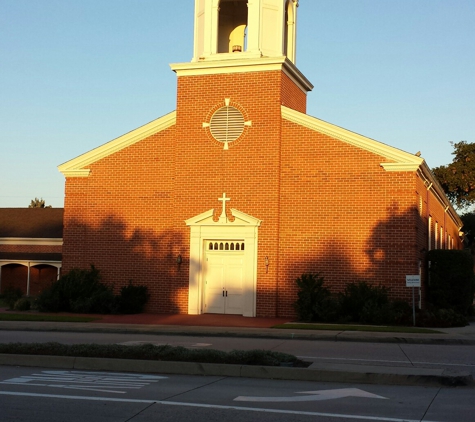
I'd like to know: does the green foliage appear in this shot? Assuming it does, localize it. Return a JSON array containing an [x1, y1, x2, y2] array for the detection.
[[461, 212, 475, 251], [294, 276, 413, 326], [0, 342, 305, 367], [118, 282, 150, 314], [417, 307, 468, 328], [36, 266, 116, 314], [388, 300, 413, 326], [36, 266, 149, 315], [432, 141, 475, 209], [293, 273, 338, 322], [339, 282, 391, 324], [427, 249, 475, 317], [28, 197, 52, 208], [0, 287, 23, 309], [13, 297, 31, 311]]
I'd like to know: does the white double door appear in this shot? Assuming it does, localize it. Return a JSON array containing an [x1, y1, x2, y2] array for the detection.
[[205, 252, 244, 315]]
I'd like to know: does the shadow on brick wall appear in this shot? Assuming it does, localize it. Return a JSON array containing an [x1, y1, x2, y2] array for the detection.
[[63, 215, 191, 314], [278, 205, 426, 317]]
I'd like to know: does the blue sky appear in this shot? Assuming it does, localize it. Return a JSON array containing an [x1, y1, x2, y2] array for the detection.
[[1, 0, 474, 208]]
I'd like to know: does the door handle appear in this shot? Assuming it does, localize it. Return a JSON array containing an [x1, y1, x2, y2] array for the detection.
[[226, 291, 228, 297], [222, 291, 224, 297]]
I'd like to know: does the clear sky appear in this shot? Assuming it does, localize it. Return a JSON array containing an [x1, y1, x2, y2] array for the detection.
[[1, 0, 474, 208]]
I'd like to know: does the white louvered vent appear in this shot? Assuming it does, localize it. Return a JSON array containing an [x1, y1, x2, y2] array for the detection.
[[209, 106, 245, 143]]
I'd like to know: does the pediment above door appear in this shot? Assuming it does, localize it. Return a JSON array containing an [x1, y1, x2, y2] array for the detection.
[[185, 208, 262, 227]]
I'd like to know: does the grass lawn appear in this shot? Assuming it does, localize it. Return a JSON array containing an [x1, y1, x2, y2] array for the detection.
[[272, 323, 442, 334], [0, 313, 98, 323]]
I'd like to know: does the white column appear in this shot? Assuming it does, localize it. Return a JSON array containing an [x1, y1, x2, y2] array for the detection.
[[26, 262, 31, 296], [246, 0, 261, 55]]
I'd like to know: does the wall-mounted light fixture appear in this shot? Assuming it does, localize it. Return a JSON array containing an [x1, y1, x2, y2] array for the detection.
[[265, 256, 269, 273], [176, 254, 183, 265]]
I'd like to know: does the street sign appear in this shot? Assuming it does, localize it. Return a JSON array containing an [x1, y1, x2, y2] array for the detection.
[[406, 275, 421, 287]]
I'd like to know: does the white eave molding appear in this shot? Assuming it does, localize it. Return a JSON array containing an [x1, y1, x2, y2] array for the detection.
[[282, 106, 424, 170], [0, 238, 63, 246], [418, 162, 462, 227], [282, 105, 461, 227], [171, 57, 313, 94], [58, 111, 176, 178], [0, 260, 62, 268]]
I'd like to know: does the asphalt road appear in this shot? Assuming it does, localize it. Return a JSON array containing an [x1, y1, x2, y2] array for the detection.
[[0, 365, 473, 422], [1, 330, 474, 377]]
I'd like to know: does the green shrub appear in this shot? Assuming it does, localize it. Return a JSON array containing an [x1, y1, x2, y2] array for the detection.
[[0, 287, 23, 310], [339, 282, 390, 323], [0, 342, 305, 367], [427, 250, 475, 316], [36, 267, 149, 315], [294, 273, 336, 322], [118, 282, 149, 314], [388, 300, 413, 325], [13, 297, 31, 311], [36, 266, 116, 314], [294, 275, 416, 325], [417, 307, 468, 328]]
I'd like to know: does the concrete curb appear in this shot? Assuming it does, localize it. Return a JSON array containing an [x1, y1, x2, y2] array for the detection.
[[1, 322, 475, 345], [0, 354, 472, 388]]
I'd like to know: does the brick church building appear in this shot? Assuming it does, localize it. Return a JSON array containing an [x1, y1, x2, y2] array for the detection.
[[58, 0, 462, 317]]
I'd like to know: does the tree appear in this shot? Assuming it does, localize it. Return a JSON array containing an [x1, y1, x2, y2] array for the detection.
[[28, 197, 52, 208], [461, 212, 475, 252], [432, 141, 475, 210]]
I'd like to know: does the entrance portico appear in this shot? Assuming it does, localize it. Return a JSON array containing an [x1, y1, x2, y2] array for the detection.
[[185, 194, 261, 317]]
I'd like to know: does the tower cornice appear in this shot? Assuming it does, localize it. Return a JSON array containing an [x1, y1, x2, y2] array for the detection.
[[170, 57, 313, 94]]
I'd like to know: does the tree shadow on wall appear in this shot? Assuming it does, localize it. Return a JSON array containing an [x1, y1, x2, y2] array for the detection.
[[364, 205, 423, 288], [282, 205, 425, 316], [63, 215, 190, 313]]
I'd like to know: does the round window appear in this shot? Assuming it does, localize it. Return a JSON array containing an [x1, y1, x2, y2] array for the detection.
[[209, 106, 245, 143]]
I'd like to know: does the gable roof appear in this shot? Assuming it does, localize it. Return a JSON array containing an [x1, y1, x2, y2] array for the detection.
[[282, 106, 462, 227], [282, 106, 424, 171], [58, 111, 176, 177], [0, 208, 64, 238]]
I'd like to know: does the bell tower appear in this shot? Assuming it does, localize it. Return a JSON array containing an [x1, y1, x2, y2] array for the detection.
[[171, 0, 312, 106], [170, 0, 313, 318], [193, 0, 298, 63]]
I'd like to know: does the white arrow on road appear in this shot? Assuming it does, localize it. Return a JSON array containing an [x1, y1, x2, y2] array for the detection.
[[234, 388, 388, 402]]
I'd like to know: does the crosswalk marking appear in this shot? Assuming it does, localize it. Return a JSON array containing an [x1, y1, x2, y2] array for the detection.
[[1, 371, 167, 394]]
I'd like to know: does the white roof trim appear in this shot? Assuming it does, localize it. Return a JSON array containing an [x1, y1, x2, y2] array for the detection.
[[0, 238, 63, 246], [0, 260, 62, 268], [58, 111, 176, 177], [171, 57, 313, 93], [282, 105, 461, 225], [282, 106, 424, 170]]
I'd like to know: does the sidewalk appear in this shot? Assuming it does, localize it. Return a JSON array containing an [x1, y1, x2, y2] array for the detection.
[[0, 312, 474, 387], [1, 311, 475, 345]]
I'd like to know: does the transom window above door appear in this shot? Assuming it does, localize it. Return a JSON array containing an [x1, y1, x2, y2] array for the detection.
[[208, 241, 245, 251]]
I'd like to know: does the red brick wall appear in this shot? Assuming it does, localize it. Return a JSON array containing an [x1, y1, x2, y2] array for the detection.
[[274, 120, 420, 316], [281, 72, 307, 113], [61, 67, 461, 317], [175, 70, 289, 317], [63, 125, 179, 313]]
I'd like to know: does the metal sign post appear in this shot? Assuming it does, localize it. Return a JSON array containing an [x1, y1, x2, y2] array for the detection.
[[406, 275, 421, 326]]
